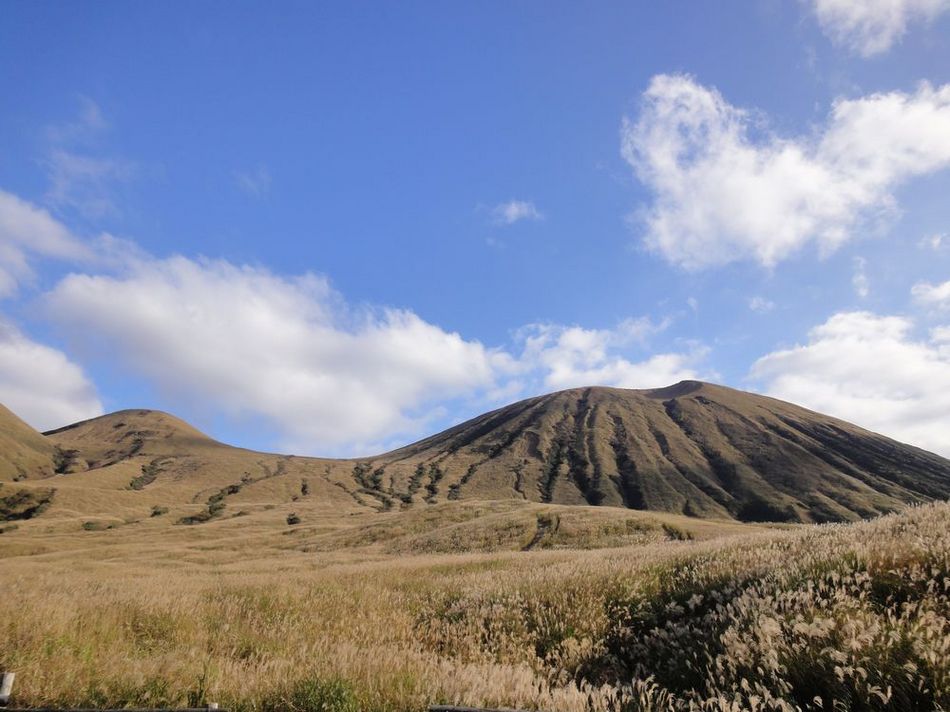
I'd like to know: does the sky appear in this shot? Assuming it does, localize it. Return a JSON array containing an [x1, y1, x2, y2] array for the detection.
[[1, 0, 950, 457]]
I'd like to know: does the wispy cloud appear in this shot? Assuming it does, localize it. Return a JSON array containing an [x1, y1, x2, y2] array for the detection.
[[748, 296, 776, 314], [919, 232, 947, 251], [490, 200, 543, 226], [852, 256, 870, 298], [234, 165, 272, 198], [43, 98, 136, 219], [45, 150, 135, 219]]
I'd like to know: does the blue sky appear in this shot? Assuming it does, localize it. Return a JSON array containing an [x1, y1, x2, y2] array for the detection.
[[2, 0, 950, 456]]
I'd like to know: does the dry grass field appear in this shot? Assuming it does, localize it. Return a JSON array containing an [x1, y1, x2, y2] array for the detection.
[[2, 497, 948, 712]]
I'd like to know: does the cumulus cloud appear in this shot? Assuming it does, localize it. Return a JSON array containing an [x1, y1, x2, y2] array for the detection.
[[622, 74, 950, 269], [751, 311, 950, 456], [912, 279, 950, 309], [43, 256, 520, 454], [514, 318, 708, 392], [490, 200, 543, 225], [0, 318, 102, 430], [809, 0, 950, 56]]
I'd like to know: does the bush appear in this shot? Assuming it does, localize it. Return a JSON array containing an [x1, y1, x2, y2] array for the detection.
[[286, 512, 301, 526], [150, 505, 169, 517], [263, 678, 358, 712]]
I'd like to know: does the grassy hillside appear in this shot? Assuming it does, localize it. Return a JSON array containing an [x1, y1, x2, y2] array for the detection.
[[1, 500, 947, 711]]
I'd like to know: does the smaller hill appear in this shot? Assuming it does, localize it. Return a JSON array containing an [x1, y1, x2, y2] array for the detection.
[[44, 409, 225, 472], [0, 403, 56, 481]]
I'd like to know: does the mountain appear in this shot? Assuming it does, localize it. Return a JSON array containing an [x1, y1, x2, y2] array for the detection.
[[2, 381, 949, 526]]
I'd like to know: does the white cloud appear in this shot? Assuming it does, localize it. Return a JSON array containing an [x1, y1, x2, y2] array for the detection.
[[43, 255, 518, 454], [749, 296, 776, 313], [622, 74, 950, 269], [0, 318, 102, 431], [514, 319, 707, 392], [490, 200, 543, 226], [0, 189, 95, 296], [852, 256, 870, 298], [234, 166, 272, 197], [751, 311, 950, 456], [809, 0, 950, 56], [912, 279, 950, 309]]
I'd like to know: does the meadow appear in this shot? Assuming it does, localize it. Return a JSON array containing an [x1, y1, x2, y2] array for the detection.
[[1, 500, 948, 712]]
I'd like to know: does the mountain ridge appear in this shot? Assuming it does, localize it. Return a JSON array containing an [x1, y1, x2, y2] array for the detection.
[[3, 380, 949, 524]]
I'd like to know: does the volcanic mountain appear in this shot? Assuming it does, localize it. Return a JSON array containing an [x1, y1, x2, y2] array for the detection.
[[2, 381, 949, 526]]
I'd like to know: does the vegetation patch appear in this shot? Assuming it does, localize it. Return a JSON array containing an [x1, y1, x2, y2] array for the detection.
[[129, 457, 172, 490], [52, 446, 79, 474], [0, 487, 55, 521], [447, 463, 477, 501], [176, 483, 241, 525], [401, 463, 427, 505], [424, 463, 444, 503]]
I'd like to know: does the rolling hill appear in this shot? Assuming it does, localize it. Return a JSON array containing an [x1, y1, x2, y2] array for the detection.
[[1, 380, 949, 529]]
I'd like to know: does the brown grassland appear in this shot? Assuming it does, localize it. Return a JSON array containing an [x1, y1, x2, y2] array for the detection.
[[1, 497, 948, 712]]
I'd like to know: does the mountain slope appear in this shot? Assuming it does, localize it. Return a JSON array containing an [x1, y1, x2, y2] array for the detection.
[[0, 403, 56, 481], [3, 381, 950, 525]]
